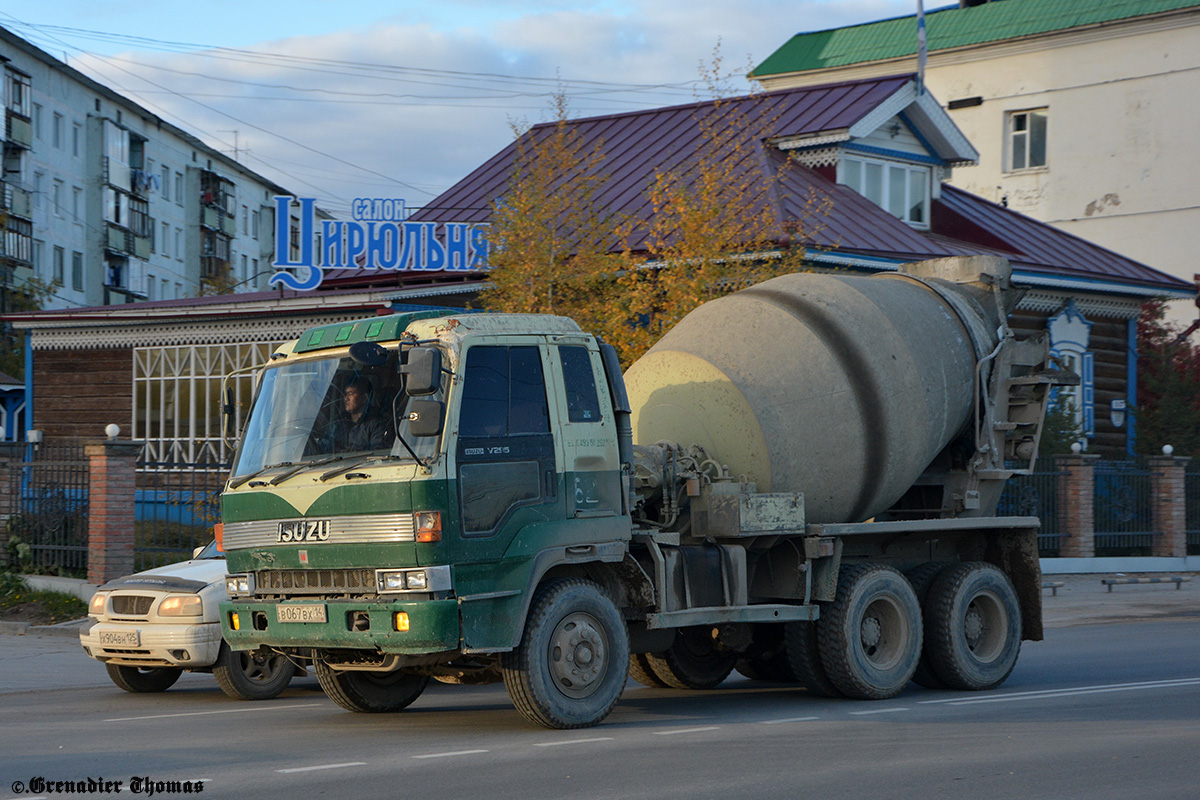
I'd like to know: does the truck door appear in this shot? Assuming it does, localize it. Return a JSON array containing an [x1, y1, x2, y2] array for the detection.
[[551, 344, 623, 519], [455, 344, 562, 554]]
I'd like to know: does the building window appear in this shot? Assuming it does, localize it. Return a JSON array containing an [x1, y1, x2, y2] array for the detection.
[[72, 186, 82, 221], [839, 154, 930, 227], [147, 273, 156, 300], [6, 70, 31, 117], [31, 103, 42, 138], [1007, 109, 1047, 171], [73, 122, 82, 157], [53, 246, 65, 284], [134, 342, 282, 463], [251, 209, 259, 239], [161, 165, 171, 201], [33, 173, 44, 210], [175, 172, 184, 206], [53, 113, 64, 149], [33, 240, 44, 280], [175, 228, 183, 261], [72, 252, 84, 291], [52, 180, 64, 217], [161, 222, 170, 257]]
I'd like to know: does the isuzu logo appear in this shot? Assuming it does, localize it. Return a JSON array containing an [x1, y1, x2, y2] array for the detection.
[[277, 519, 331, 543]]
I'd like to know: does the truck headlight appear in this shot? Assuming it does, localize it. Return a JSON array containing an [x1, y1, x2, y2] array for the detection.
[[225, 574, 254, 597], [89, 591, 109, 616], [159, 595, 203, 616], [405, 571, 428, 590], [375, 565, 451, 594]]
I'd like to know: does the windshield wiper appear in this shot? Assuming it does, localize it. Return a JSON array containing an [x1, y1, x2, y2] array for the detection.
[[228, 462, 293, 490], [318, 454, 406, 482], [269, 455, 348, 485]]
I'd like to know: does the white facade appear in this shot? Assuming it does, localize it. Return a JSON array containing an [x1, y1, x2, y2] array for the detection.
[[2, 25, 285, 311], [755, 5, 1200, 322]]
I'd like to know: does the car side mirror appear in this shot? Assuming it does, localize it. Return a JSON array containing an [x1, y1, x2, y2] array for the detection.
[[401, 347, 441, 396], [407, 399, 444, 437]]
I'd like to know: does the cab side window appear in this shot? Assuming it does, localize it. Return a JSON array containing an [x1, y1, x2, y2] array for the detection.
[[459, 345, 549, 437], [559, 345, 601, 423]]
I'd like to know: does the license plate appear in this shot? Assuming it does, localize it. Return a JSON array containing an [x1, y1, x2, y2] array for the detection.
[[277, 604, 327, 623], [99, 630, 140, 647]]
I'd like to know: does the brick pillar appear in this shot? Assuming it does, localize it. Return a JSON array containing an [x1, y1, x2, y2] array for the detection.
[[1149, 455, 1189, 558], [1056, 453, 1099, 559], [87, 440, 141, 585]]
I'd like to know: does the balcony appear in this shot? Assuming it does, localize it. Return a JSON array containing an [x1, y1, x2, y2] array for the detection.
[[2, 184, 32, 219], [5, 112, 32, 150]]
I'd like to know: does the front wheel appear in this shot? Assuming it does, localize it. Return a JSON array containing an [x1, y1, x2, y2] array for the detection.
[[818, 564, 922, 700], [105, 664, 182, 693], [501, 579, 629, 729], [315, 662, 429, 713], [925, 562, 1022, 691], [213, 643, 295, 700]]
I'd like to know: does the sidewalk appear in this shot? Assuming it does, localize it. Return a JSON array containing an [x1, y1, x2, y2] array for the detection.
[[1040, 571, 1198, 628]]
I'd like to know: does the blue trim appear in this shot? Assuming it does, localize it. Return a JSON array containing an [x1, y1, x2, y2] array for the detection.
[[842, 141, 945, 166], [1012, 269, 1194, 299], [23, 333, 32, 442], [897, 110, 946, 164], [1127, 317, 1138, 455]]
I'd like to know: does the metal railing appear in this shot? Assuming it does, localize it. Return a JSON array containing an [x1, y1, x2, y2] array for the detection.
[[998, 469, 1062, 556], [1093, 459, 1156, 556], [5, 440, 89, 574], [135, 458, 229, 570]]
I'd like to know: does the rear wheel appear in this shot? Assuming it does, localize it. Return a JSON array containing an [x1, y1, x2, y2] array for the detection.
[[628, 653, 669, 687], [315, 662, 428, 713], [105, 664, 182, 693], [501, 579, 629, 729], [925, 562, 1022, 691], [783, 621, 842, 697], [213, 643, 295, 700], [644, 627, 736, 690], [818, 564, 922, 700], [905, 562, 948, 689]]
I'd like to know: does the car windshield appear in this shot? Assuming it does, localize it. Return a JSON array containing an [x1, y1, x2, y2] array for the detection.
[[231, 350, 443, 478], [195, 539, 223, 559]]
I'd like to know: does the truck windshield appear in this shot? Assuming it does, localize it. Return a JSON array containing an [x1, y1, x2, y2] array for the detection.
[[231, 352, 442, 478]]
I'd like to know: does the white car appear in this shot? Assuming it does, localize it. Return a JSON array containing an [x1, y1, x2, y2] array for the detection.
[[80, 540, 298, 700]]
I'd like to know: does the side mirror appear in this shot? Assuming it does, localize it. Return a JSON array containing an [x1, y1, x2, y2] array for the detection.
[[221, 386, 236, 443], [401, 347, 442, 396], [407, 399, 444, 437]]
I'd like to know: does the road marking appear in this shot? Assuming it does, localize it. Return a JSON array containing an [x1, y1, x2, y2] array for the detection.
[[276, 762, 366, 774], [412, 749, 489, 759], [654, 726, 720, 736], [920, 677, 1200, 707], [534, 737, 614, 747], [849, 707, 909, 716], [761, 716, 820, 725], [106, 703, 324, 722]]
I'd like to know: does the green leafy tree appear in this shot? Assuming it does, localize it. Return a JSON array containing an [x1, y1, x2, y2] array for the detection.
[[0, 277, 58, 380], [1133, 300, 1200, 456]]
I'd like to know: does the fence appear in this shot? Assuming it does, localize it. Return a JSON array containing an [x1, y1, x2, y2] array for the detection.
[[1093, 458, 1156, 556], [998, 469, 1062, 556], [134, 457, 230, 570], [4, 440, 89, 575], [1186, 461, 1200, 556]]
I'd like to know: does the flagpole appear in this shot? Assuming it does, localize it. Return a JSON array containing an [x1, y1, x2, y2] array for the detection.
[[917, 0, 927, 95]]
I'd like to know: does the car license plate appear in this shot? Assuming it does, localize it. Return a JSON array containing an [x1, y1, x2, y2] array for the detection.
[[277, 604, 327, 623], [99, 630, 140, 647]]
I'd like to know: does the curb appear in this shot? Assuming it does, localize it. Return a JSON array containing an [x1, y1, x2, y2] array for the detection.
[[0, 618, 88, 638]]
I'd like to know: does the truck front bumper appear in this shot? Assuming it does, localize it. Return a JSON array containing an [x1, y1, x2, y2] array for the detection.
[[220, 598, 461, 654], [80, 620, 223, 668]]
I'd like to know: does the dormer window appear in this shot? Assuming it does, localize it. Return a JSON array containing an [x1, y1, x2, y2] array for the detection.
[[838, 154, 930, 228]]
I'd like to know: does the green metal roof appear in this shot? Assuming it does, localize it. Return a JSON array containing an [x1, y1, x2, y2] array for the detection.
[[753, 0, 1200, 77]]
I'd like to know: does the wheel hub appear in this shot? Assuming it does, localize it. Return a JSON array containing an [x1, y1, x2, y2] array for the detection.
[[964, 606, 985, 648], [549, 614, 606, 698], [860, 616, 882, 651]]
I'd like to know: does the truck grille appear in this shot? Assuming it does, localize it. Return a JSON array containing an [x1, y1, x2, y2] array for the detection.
[[223, 513, 417, 549], [111, 595, 154, 615], [256, 568, 377, 595]]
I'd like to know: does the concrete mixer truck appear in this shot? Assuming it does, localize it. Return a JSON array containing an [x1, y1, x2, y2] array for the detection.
[[218, 255, 1070, 729]]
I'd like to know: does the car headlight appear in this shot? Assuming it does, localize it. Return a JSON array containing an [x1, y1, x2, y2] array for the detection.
[[89, 591, 109, 616], [225, 574, 254, 597], [158, 595, 203, 616]]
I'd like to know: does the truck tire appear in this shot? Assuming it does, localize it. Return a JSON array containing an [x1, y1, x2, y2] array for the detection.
[[501, 579, 629, 729], [737, 624, 799, 683], [105, 664, 182, 693], [315, 662, 429, 713], [783, 621, 841, 697], [925, 562, 1022, 691], [629, 653, 669, 688], [644, 627, 737, 690], [905, 562, 948, 689], [213, 642, 295, 700], [818, 564, 922, 700]]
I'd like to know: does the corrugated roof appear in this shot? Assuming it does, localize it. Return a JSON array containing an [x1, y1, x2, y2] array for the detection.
[[400, 75, 1187, 297], [753, 0, 1200, 76]]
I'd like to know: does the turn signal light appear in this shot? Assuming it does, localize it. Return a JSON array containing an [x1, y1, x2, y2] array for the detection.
[[230, 612, 241, 631], [394, 612, 410, 632], [414, 511, 442, 543]]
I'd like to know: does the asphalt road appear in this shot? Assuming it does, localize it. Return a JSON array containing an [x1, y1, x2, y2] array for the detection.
[[2, 613, 1199, 800]]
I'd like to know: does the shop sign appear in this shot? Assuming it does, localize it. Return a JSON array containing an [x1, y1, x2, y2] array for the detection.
[[270, 196, 489, 290]]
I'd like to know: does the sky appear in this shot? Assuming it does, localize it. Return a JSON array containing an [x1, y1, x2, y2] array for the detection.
[[3, 1, 924, 219]]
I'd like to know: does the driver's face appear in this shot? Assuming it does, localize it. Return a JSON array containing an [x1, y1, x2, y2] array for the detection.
[[343, 386, 366, 415]]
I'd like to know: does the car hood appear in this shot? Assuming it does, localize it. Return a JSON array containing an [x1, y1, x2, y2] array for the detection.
[[100, 558, 228, 592]]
